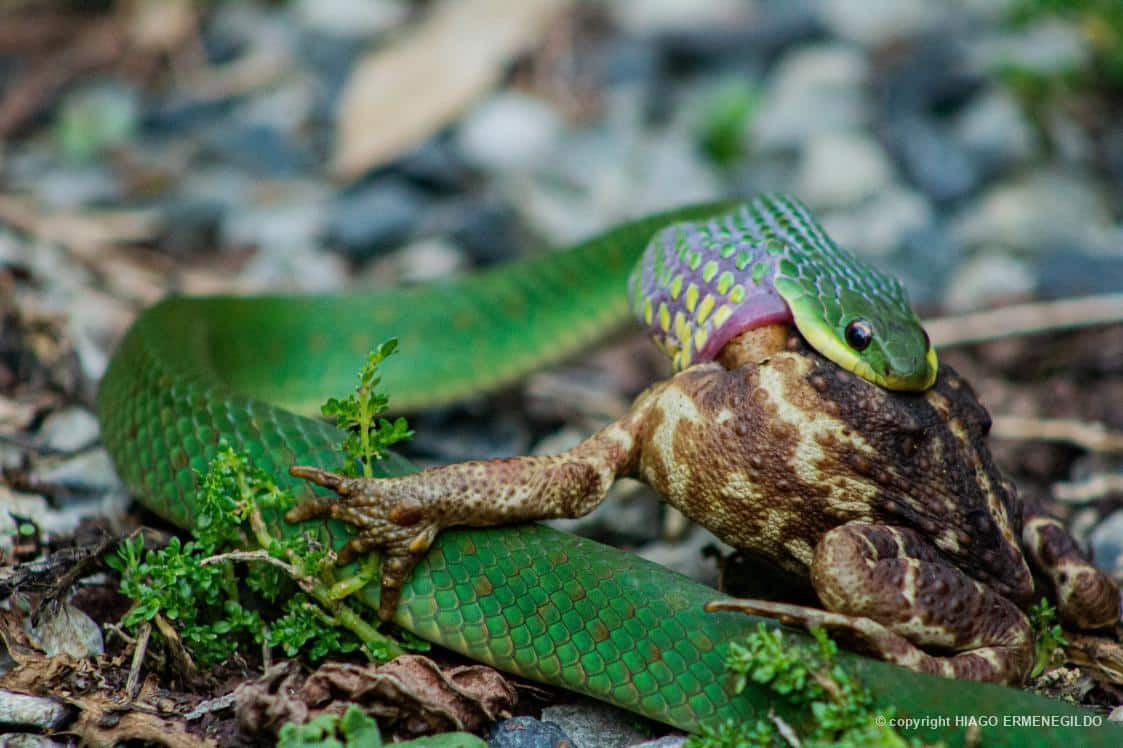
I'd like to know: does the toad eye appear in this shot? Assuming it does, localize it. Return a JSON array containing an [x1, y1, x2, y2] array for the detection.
[[845, 319, 873, 351]]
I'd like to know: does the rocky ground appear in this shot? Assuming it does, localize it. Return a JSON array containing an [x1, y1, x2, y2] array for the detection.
[[1, 0, 1121, 745]]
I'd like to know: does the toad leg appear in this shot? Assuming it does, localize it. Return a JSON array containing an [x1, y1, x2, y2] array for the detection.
[[709, 523, 1034, 684], [1022, 503, 1120, 629], [286, 383, 667, 619]]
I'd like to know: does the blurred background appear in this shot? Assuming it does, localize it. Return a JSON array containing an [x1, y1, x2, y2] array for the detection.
[[1, 0, 1122, 609], [1, 2, 1123, 740]]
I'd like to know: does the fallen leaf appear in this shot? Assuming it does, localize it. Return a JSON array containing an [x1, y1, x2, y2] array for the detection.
[[332, 0, 571, 180], [235, 655, 517, 738]]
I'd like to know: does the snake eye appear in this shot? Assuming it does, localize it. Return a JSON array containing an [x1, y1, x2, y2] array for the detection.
[[845, 319, 873, 351], [922, 328, 931, 351]]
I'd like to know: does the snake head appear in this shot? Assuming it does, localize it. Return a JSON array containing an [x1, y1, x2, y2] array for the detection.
[[629, 194, 938, 391], [788, 285, 938, 392]]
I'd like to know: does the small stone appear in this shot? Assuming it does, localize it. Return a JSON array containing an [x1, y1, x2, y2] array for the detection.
[[488, 716, 575, 748], [457, 93, 563, 174], [31, 448, 122, 494], [631, 737, 688, 748], [796, 131, 894, 207], [952, 87, 1035, 177], [34, 165, 123, 209], [1091, 509, 1123, 578], [541, 699, 652, 748], [0, 690, 72, 731], [396, 138, 471, 192], [875, 36, 979, 119], [819, 0, 942, 47], [951, 170, 1113, 253], [293, 0, 406, 38], [235, 76, 318, 136], [393, 238, 466, 284], [222, 181, 330, 255], [751, 44, 870, 150], [1038, 251, 1123, 299], [885, 116, 979, 202], [943, 252, 1036, 312], [201, 123, 316, 177], [328, 179, 427, 260], [160, 199, 224, 255], [611, 0, 751, 35], [970, 18, 1088, 77], [819, 185, 933, 258], [36, 407, 99, 453], [451, 199, 526, 266], [638, 525, 726, 585], [27, 603, 105, 659]]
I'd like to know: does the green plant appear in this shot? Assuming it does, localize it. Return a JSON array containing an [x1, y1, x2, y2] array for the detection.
[[1029, 598, 1069, 678], [696, 79, 759, 168], [1004, 0, 1123, 93], [685, 625, 922, 748], [109, 340, 416, 667], [321, 338, 413, 479]]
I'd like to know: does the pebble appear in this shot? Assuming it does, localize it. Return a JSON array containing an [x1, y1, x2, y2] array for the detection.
[[819, 0, 942, 48], [457, 93, 564, 175], [796, 131, 894, 207], [610, 0, 751, 35], [35, 407, 100, 453], [27, 603, 105, 659], [885, 116, 979, 202], [951, 170, 1113, 254], [638, 525, 726, 585], [200, 123, 316, 177], [0, 690, 72, 732], [292, 0, 406, 38], [1090, 509, 1123, 577], [943, 252, 1036, 312], [631, 738, 688, 748], [34, 165, 124, 209], [819, 185, 933, 258], [391, 238, 466, 284], [328, 178, 427, 260], [751, 44, 870, 150], [541, 700, 653, 748], [875, 36, 979, 119], [1038, 250, 1123, 299], [222, 180, 331, 255], [488, 716, 575, 748], [31, 449, 122, 495], [970, 18, 1088, 77], [952, 86, 1035, 177]]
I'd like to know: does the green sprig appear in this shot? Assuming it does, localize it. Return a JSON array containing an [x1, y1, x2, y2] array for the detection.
[[321, 338, 413, 478]]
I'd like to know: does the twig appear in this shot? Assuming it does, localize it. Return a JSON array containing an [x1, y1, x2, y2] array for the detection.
[[990, 416, 1123, 454], [125, 621, 151, 703], [927, 293, 1123, 348], [1053, 474, 1123, 504]]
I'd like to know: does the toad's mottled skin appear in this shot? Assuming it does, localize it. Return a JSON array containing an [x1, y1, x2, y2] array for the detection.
[[290, 333, 1119, 685]]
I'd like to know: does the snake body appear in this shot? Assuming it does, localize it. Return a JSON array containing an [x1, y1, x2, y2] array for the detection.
[[97, 198, 1117, 745]]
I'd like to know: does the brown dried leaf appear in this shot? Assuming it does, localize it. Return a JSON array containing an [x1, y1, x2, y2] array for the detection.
[[332, 0, 571, 180], [235, 655, 517, 738], [1065, 631, 1123, 684], [233, 660, 310, 735]]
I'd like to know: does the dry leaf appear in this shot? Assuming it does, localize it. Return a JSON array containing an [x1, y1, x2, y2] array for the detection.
[[236, 656, 517, 738], [332, 0, 571, 180]]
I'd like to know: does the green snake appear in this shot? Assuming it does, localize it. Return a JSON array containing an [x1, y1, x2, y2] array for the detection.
[[97, 195, 1116, 746]]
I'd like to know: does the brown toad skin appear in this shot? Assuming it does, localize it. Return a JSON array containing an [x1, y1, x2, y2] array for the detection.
[[290, 338, 1120, 683]]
